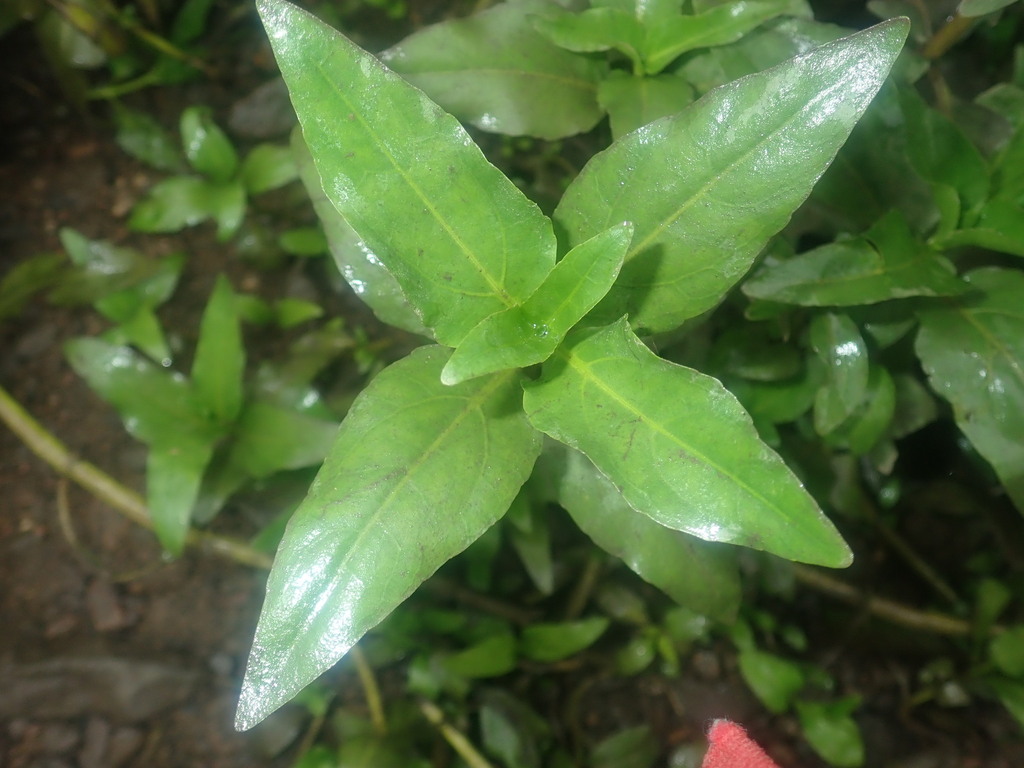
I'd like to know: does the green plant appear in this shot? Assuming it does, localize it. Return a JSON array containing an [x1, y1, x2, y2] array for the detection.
[[61, 255, 345, 555], [127, 104, 299, 241], [233, 0, 915, 732]]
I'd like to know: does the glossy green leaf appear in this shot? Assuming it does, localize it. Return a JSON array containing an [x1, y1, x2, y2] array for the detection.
[[236, 346, 541, 729], [597, 72, 694, 139], [898, 86, 989, 222], [259, 0, 556, 345], [553, 444, 741, 621], [555, 19, 909, 333], [382, 0, 605, 140], [810, 313, 869, 436], [644, 0, 796, 74], [743, 211, 967, 305], [192, 275, 245, 424], [915, 268, 1024, 513], [796, 698, 865, 768], [441, 223, 632, 385], [523, 319, 851, 566], [991, 626, 1024, 677], [520, 616, 610, 663], [64, 338, 220, 448], [738, 647, 805, 713], [240, 143, 299, 194], [290, 130, 426, 336], [180, 106, 238, 182]]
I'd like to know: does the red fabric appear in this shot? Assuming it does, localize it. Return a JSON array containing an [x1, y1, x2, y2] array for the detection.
[[702, 719, 781, 768]]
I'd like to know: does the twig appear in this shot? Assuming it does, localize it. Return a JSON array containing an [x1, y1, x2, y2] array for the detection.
[[0, 384, 273, 570], [419, 700, 496, 768], [351, 646, 387, 735], [791, 564, 992, 637], [922, 13, 975, 61]]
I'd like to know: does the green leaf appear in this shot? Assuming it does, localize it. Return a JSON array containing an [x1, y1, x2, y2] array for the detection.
[[64, 337, 220, 448], [520, 616, 610, 663], [441, 223, 632, 385], [112, 102, 185, 172], [0, 253, 65, 321], [506, 494, 554, 595], [192, 275, 245, 424], [990, 676, 1024, 729], [236, 346, 541, 729], [840, 364, 896, 455], [127, 176, 216, 234], [555, 19, 909, 333], [278, 226, 327, 257], [442, 634, 518, 679], [643, 0, 796, 74], [382, 0, 605, 140], [228, 400, 338, 478], [597, 72, 694, 139], [738, 647, 805, 713], [991, 626, 1024, 677], [479, 690, 549, 768], [795, 698, 865, 768], [743, 211, 967, 305], [532, 7, 645, 69], [898, 86, 990, 222], [523, 319, 851, 566], [147, 440, 215, 556], [552, 444, 741, 621], [810, 312, 870, 436], [934, 198, 1024, 258], [180, 106, 239, 182], [959, 0, 1019, 17], [591, 725, 658, 768], [240, 143, 299, 194], [207, 180, 247, 242], [64, 338, 222, 554], [259, 0, 556, 345], [291, 130, 426, 336], [108, 308, 172, 364], [915, 268, 1024, 513]]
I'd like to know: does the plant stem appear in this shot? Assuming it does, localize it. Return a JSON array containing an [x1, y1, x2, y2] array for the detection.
[[922, 13, 975, 60], [419, 700, 496, 768], [350, 646, 387, 735], [791, 564, 982, 636]]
